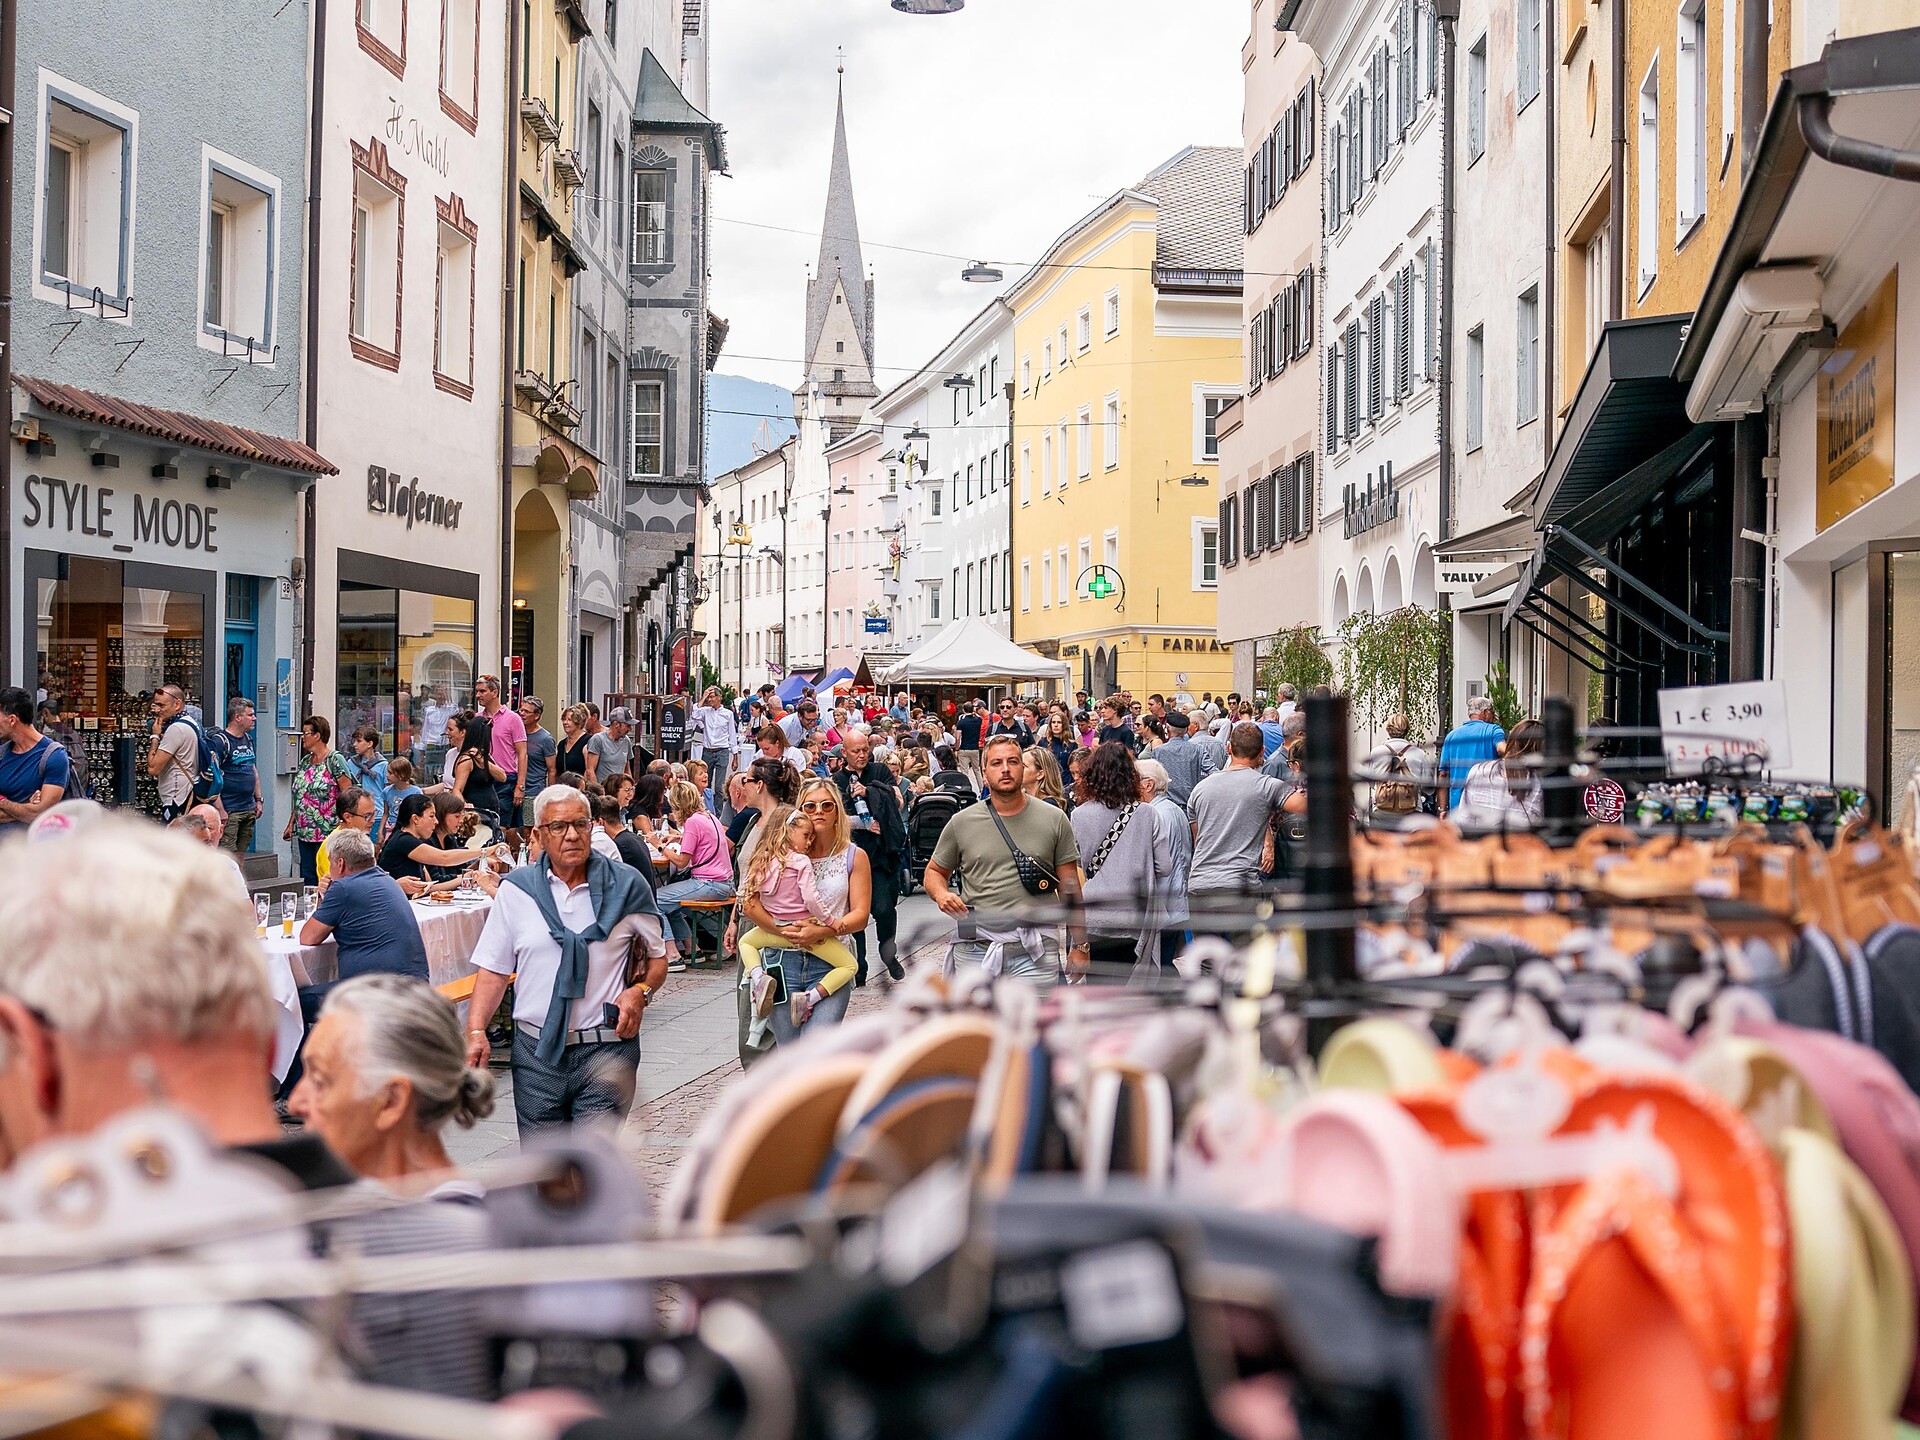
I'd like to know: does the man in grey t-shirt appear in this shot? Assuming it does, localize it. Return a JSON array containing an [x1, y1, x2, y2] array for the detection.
[[1186, 722, 1292, 929], [585, 707, 635, 783]]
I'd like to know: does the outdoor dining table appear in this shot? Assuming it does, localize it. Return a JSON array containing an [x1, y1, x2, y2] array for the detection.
[[257, 894, 495, 1078]]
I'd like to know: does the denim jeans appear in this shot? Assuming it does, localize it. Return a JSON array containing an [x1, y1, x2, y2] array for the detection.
[[701, 748, 732, 818], [656, 875, 736, 946], [762, 949, 854, 1045]]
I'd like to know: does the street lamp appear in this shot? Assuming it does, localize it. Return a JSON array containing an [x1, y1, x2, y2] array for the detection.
[[903, 425, 928, 445], [961, 260, 1003, 284], [942, 372, 973, 391], [891, 0, 964, 11]]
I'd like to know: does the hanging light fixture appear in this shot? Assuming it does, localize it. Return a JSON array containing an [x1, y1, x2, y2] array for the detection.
[[903, 425, 928, 444], [891, 0, 964, 12], [942, 373, 974, 391], [961, 260, 1003, 283]]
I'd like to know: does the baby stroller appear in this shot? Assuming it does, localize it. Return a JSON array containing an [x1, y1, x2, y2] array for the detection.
[[901, 789, 968, 895]]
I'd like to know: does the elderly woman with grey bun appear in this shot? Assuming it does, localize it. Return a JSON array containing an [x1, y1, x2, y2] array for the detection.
[[287, 972, 497, 1200]]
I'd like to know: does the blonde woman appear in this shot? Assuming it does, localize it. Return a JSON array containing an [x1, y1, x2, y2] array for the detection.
[[556, 703, 592, 778], [740, 778, 873, 1039], [1023, 745, 1068, 809], [654, 780, 736, 952]]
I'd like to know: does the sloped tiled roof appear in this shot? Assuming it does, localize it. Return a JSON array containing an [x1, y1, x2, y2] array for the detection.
[[1132, 145, 1246, 272], [14, 376, 338, 475]]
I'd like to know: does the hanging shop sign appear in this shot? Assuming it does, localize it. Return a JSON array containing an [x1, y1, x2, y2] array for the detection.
[[1658, 679, 1793, 776], [1817, 271, 1897, 531], [366, 464, 464, 531]]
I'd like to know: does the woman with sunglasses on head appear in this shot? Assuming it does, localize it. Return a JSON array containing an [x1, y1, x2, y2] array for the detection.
[[739, 778, 872, 1041]]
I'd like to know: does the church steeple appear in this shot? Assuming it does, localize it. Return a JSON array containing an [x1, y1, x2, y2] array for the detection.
[[803, 66, 876, 401]]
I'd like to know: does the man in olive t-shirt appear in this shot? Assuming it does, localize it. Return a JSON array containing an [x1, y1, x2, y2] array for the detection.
[[925, 734, 1087, 981]]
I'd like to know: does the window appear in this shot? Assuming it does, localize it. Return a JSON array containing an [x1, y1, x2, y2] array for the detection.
[[1042, 341, 1052, 380], [1057, 421, 1070, 490], [607, 354, 620, 456], [1393, 263, 1415, 398], [1196, 387, 1236, 463], [634, 167, 668, 264], [585, 104, 603, 219], [1041, 431, 1052, 495], [1103, 394, 1120, 469], [1465, 324, 1485, 451], [1193, 519, 1219, 591], [632, 379, 665, 477], [1021, 354, 1032, 392], [1366, 294, 1386, 421], [965, 564, 975, 617], [1021, 559, 1032, 611], [1638, 60, 1660, 296], [1057, 324, 1069, 368], [1076, 307, 1092, 352], [1220, 493, 1239, 567], [1676, 0, 1706, 238], [432, 197, 476, 394], [439, 0, 479, 127], [1518, 0, 1541, 108], [990, 355, 999, 394], [1517, 286, 1540, 424], [1423, 242, 1439, 379], [349, 140, 404, 365], [199, 152, 278, 355], [1102, 531, 1119, 574], [1105, 288, 1121, 338], [357, 0, 406, 74], [1020, 444, 1032, 505], [1041, 551, 1052, 608], [1076, 407, 1092, 478], [965, 463, 973, 504], [38, 80, 136, 307], [1078, 540, 1094, 601], [1325, 343, 1340, 455], [610, 143, 624, 251], [928, 582, 941, 620], [1057, 546, 1070, 605], [1721, 0, 1737, 166], [1467, 36, 1487, 162]]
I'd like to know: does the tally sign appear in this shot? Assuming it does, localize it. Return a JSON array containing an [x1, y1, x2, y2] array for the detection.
[[366, 464, 463, 531], [1657, 679, 1793, 777]]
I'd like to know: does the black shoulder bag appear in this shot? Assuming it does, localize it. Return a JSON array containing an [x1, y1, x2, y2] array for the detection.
[[986, 806, 1060, 897]]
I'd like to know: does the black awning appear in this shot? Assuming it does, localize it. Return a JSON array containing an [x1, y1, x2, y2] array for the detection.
[[1533, 315, 1700, 528]]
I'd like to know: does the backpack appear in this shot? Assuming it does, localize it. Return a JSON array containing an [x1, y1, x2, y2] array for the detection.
[[1373, 743, 1419, 815], [35, 736, 87, 802], [171, 713, 224, 804]]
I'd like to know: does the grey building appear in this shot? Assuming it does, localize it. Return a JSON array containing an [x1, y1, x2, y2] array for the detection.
[[5, 0, 331, 845], [625, 39, 724, 697]]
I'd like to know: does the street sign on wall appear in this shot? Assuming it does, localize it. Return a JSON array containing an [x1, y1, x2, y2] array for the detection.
[[864, 616, 890, 634]]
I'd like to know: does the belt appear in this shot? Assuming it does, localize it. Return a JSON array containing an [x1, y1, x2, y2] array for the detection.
[[515, 1020, 629, 1048]]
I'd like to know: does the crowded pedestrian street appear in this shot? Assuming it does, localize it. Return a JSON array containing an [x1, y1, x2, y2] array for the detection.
[[3, 0, 1920, 1437]]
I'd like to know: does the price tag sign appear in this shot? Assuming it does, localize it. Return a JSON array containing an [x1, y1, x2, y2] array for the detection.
[[1657, 679, 1792, 776]]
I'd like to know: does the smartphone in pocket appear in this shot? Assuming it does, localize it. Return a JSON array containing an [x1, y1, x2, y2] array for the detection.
[[762, 952, 789, 1006], [955, 912, 979, 943]]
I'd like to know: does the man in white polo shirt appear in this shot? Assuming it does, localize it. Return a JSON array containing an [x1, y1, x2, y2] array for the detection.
[[464, 784, 668, 1134]]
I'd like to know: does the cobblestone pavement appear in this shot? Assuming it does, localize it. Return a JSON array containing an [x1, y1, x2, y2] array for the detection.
[[445, 892, 959, 1205]]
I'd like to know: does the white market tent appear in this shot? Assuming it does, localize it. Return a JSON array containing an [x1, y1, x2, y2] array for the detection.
[[874, 616, 1071, 689]]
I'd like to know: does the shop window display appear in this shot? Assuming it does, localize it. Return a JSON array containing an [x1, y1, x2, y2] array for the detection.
[[337, 579, 475, 782]]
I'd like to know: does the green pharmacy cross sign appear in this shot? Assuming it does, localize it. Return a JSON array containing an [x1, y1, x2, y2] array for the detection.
[[1078, 565, 1125, 609]]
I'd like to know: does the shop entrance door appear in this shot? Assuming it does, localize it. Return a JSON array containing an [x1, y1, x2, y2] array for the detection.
[[578, 631, 594, 705], [512, 608, 536, 703], [224, 576, 258, 717]]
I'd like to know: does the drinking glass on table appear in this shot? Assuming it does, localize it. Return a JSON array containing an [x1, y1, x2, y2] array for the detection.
[[301, 886, 320, 920], [254, 896, 270, 938], [279, 894, 297, 938]]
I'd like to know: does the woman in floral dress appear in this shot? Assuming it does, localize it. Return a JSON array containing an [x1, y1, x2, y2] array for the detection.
[[283, 714, 354, 884]]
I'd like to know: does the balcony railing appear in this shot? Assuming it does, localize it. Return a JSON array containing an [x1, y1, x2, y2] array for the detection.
[[519, 95, 562, 146]]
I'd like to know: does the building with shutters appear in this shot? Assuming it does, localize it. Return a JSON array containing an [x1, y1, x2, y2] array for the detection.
[[1216, 2, 1325, 698], [1287, 0, 1445, 746], [1007, 146, 1241, 702]]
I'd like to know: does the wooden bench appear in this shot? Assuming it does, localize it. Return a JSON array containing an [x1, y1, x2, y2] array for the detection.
[[436, 974, 479, 1003]]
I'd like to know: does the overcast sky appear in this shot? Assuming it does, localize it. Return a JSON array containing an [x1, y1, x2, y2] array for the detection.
[[707, 0, 1247, 407]]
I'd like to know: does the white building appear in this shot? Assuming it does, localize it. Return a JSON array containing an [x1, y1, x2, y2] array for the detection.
[[872, 299, 1015, 654], [699, 439, 795, 694], [307, 0, 508, 754], [1290, 0, 1444, 737]]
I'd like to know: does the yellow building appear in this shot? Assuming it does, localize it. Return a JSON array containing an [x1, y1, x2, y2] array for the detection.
[[1009, 146, 1243, 702], [509, 0, 594, 708]]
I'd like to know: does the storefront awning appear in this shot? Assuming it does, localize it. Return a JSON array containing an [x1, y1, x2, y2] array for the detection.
[[15, 375, 338, 475], [1501, 315, 1726, 663], [1675, 27, 1920, 415]]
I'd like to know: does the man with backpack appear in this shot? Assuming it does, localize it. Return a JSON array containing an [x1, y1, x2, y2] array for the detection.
[[0, 687, 72, 831], [207, 696, 264, 853], [1365, 713, 1434, 819], [147, 683, 214, 823]]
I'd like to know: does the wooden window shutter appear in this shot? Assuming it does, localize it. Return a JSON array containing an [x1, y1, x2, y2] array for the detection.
[[1326, 344, 1340, 453]]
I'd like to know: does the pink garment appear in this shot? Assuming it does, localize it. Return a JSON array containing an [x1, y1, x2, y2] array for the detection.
[[757, 852, 832, 926], [487, 705, 528, 773], [682, 811, 732, 881]]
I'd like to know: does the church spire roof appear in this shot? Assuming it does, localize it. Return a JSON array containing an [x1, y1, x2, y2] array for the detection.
[[803, 70, 874, 384]]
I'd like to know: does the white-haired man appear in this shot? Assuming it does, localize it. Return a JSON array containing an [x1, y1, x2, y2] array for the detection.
[[0, 819, 492, 1395], [1136, 757, 1193, 968], [465, 784, 669, 1134]]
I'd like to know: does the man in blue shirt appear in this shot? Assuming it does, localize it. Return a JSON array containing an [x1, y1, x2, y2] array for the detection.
[[1439, 696, 1508, 811], [0, 686, 70, 831], [1256, 708, 1289, 761], [303, 828, 431, 982], [206, 695, 262, 853]]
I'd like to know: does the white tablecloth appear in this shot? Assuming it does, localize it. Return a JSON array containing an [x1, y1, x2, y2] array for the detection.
[[257, 897, 494, 1076]]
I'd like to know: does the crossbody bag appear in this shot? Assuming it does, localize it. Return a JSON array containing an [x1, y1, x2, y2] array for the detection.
[[1083, 802, 1139, 881], [987, 806, 1060, 897]]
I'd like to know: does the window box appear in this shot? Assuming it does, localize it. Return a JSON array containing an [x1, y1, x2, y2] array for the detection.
[[544, 393, 583, 431], [515, 368, 556, 403], [552, 147, 586, 190], [519, 94, 561, 146]]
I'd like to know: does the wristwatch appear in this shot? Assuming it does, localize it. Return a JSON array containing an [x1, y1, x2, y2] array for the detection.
[[633, 982, 654, 1001]]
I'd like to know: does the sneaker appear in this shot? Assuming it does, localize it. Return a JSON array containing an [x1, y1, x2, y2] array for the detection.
[[883, 953, 905, 982]]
